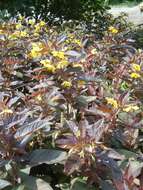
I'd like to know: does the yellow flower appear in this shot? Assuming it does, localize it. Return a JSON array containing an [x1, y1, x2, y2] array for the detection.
[[61, 81, 72, 88], [39, 20, 46, 27], [30, 50, 41, 58], [35, 24, 41, 32], [130, 72, 141, 79], [9, 30, 28, 39], [40, 59, 56, 73], [123, 105, 139, 112], [108, 26, 118, 34], [16, 23, 22, 30], [28, 19, 35, 25], [132, 64, 141, 72], [65, 39, 70, 44], [0, 108, 13, 115], [29, 42, 44, 58], [20, 31, 28, 37], [32, 42, 43, 51], [106, 97, 118, 109], [56, 60, 69, 69], [36, 94, 42, 101], [73, 39, 81, 46], [40, 59, 51, 66], [44, 64, 56, 73], [52, 51, 65, 59], [18, 14, 25, 21], [8, 31, 20, 39]]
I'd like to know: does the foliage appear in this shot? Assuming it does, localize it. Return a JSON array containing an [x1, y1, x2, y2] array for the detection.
[[109, 0, 142, 5], [0, 0, 109, 20], [0, 16, 143, 190], [0, 0, 111, 34], [128, 25, 143, 49]]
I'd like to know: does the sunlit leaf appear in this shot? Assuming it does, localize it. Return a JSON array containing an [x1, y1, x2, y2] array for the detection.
[[0, 179, 11, 189], [14, 119, 51, 140]]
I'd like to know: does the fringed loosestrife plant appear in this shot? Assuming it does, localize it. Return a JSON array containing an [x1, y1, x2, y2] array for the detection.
[[0, 16, 143, 190]]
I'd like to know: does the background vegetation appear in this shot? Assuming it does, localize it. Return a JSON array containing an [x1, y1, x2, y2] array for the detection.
[[0, 0, 108, 21], [109, 0, 142, 5]]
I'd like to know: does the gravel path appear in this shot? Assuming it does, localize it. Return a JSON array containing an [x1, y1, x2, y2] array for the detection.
[[109, 5, 143, 25]]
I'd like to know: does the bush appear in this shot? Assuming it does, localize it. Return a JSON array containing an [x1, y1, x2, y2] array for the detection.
[[0, 0, 113, 38], [0, 0, 109, 20], [0, 0, 110, 31], [0, 16, 143, 190]]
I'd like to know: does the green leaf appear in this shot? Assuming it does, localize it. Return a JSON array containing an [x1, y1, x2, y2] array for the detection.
[[76, 95, 96, 107], [15, 185, 25, 190], [14, 119, 51, 139], [70, 178, 96, 190], [10, 185, 25, 190], [26, 149, 67, 166], [0, 179, 11, 189], [79, 76, 97, 82], [15, 72, 24, 78], [65, 50, 81, 57], [66, 67, 82, 73], [100, 180, 115, 190], [116, 149, 137, 159], [128, 160, 143, 178], [20, 172, 53, 190], [56, 183, 70, 190]]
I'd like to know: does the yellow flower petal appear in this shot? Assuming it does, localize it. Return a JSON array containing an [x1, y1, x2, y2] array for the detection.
[[108, 26, 118, 34], [39, 21, 46, 27], [16, 23, 22, 30], [73, 39, 81, 46], [28, 19, 35, 25], [132, 64, 141, 72], [52, 51, 65, 59], [106, 97, 118, 109], [40, 59, 51, 65], [36, 95, 42, 101], [0, 108, 13, 115], [130, 73, 141, 79], [56, 60, 69, 69], [61, 81, 72, 88], [20, 31, 28, 37], [123, 105, 139, 112], [40, 59, 56, 73]]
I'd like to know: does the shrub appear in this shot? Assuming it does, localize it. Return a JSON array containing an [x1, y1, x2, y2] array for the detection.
[[0, 0, 111, 34], [0, 16, 143, 190], [0, 0, 109, 20]]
